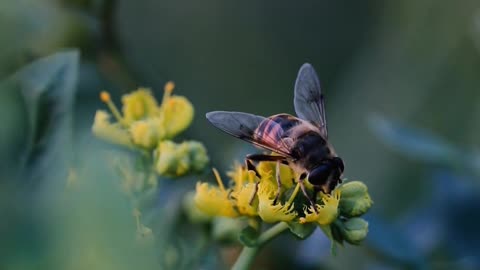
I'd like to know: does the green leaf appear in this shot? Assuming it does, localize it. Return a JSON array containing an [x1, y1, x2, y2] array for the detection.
[[286, 221, 316, 239], [368, 114, 458, 165], [0, 50, 79, 182], [238, 225, 260, 247]]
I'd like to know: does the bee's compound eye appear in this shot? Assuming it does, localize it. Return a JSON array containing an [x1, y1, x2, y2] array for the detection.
[[308, 164, 331, 186]]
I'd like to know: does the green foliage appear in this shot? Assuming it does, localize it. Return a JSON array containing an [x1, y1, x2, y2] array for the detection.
[[0, 50, 78, 182], [286, 221, 317, 239]]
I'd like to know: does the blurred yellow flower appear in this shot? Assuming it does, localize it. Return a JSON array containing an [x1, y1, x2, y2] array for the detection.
[[194, 171, 238, 217], [160, 95, 194, 138], [122, 88, 158, 124], [92, 110, 132, 147], [130, 119, 163, 149]]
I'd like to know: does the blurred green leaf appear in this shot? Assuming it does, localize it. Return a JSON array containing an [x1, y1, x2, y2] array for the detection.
[[368, 114, 458, 164], [368, 114, 480, 180], [287, 221, 317, 240], [1, 50, 79, 182], [238, 225, 259, 247]]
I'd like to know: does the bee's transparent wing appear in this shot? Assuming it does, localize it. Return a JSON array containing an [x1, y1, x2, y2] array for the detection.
[[294, 63, 328, 138], [206, 111, 292, 156]]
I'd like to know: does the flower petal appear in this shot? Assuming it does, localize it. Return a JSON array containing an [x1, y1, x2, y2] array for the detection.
[[257, 183, 296, 223], [299, 190, 340, 225], [194, 182, 238, 217]]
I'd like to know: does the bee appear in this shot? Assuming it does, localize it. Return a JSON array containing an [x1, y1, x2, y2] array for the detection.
[[206, 63, 344, 206]]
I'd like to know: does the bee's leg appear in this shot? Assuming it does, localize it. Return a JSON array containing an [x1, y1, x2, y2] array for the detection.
[[299, 173, 318, 213], [273, 160, 282, 204], [245, 158, 261, 178], [311, 187, 320, 204], [248, 181, 259, 205], [245, 154, 287, 205]]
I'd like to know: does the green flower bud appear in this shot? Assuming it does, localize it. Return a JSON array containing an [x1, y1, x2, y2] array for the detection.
[[338, 217, 369, 245], [185, 141, 209, 172], [338, 181, 373, 217], [154, 141, 209, 177], [92, 110, 132, 147], [154, 141, 185, 176]]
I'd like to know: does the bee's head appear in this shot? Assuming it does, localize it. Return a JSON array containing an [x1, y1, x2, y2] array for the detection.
[[308, 163, 331, 186], [308, 157, 344, 193]]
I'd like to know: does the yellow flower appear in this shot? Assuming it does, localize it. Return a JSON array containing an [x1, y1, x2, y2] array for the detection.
[[299, 189, 340, 225], [232, 183, 258, 216], [129, 119, 164, 149], [194, 169, 238, 217], [257, 182, 296, 223], [228, 163, 257, 192], [160, 96, 194, 138], [92, 110, 132, 147], [256, 161, 295, 189], [122, 88, 158, 124]]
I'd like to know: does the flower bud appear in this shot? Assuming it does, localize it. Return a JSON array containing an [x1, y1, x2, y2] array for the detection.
[[130, 119, 164, 149], [154, 141, 189, 176], [154, 141, 209, 177], [338, 181, 373, 217], [122, 88, 158, 124], [338, 217, 369, 245], [92, 110, 132, 147], [185, 141, 209, 172]]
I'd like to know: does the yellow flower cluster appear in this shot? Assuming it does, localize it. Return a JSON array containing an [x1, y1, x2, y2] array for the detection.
[[92, 82, 208, 177], [193, 160, 372, 246], [194, 161, 341, 225]]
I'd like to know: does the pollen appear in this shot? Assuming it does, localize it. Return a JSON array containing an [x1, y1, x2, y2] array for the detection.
[[100, 91, 111, 103]]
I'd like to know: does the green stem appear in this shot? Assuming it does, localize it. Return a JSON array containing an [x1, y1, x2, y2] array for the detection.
[[231, 222, 289, 270]]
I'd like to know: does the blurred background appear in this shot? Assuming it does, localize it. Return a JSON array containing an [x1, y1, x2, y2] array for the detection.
[[1, 0, 480, 269]]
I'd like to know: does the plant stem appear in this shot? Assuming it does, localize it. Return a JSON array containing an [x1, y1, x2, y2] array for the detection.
[[231, 222, 289, 270]]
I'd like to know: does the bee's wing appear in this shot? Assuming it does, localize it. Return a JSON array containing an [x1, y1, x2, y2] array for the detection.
[[294, 63, 328, 139], [206, 111, 293, 157]]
